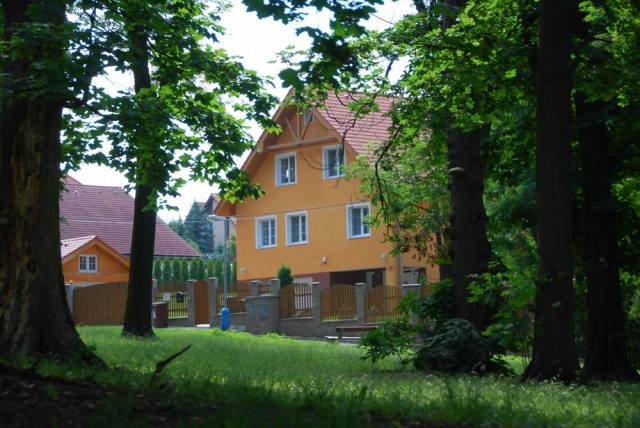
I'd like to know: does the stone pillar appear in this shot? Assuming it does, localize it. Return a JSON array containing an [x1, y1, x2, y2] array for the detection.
[[187, 279, 196, 326], [269, 278, 280, 296], [355, 282, 366, 323], [312, 282, 321, 324], [152, 279, 158, 302], [401, 283, 422, 326], [65, 284, 75, 321], [207, 277, 218, 328], [250, 280, 261, 296]]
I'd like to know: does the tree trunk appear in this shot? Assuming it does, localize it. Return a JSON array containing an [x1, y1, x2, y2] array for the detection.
[[438, 0, 493, 331], [523, 0, 579, 381], [0, 0, 94, 359], [121, 20, 157, 337], [447, 127, 492, 331], [576, 95, 638, 380]]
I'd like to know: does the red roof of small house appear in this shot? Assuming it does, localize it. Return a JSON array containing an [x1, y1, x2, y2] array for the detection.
[[60, 180, 200, 257]]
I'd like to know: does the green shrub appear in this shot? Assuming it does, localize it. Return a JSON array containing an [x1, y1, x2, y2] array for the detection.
[[414, 318, 509, 374], [360, 319, 416, 366], [277, 265, 293, 287]]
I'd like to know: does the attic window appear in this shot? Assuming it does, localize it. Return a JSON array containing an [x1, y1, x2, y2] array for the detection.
[[79, 255, 98, 273], [303, 108, 314, 125]]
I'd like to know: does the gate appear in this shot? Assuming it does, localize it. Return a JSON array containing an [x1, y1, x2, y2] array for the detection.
[[194, 280, 209, 324], [73, 282, 128, 325]]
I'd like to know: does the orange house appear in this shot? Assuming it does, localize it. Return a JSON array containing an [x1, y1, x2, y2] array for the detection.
[[215, 92, 439, 287], [61, 235, 130, 284]]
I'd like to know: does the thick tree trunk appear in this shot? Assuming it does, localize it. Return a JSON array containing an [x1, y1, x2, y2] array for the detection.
[[524, 0, 579, 381], [576, 96, 638, 380], [437, 0, 493, 331], [122, 21, 157, 337], [0, 0, 93, 359], [447, 127, 492, 331]]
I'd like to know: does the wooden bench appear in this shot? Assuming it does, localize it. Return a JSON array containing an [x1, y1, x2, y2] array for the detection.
[[325, 325, 377, 342]]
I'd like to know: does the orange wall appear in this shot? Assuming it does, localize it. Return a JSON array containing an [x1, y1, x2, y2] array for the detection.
[[62, 244, 129, 283], [234, 113, 439, 285]]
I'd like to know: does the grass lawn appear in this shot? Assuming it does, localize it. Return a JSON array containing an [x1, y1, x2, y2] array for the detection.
[[36, 327, 640, 427]]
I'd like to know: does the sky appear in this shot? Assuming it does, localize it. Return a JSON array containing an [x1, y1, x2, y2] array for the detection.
[[70, 1, 415, 222]]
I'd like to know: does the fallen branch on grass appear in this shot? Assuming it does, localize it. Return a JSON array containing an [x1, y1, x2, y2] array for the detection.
[[150, 345, 191, 386]]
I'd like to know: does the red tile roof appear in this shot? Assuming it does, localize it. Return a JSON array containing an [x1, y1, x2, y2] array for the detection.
[[315, 92, 394, 156], [60, 182, 200, 257], [60, 235, 97, 258]]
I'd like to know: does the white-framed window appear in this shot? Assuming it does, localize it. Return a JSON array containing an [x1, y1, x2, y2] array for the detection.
[[79, 255, 98, 273], [275, 152, 296, 186], [323, 144, 346, 179], [256, 215, 277, 249], [285, 211, 308, 245], [346, 203, 371, 239], [303, 108, 314, 125]]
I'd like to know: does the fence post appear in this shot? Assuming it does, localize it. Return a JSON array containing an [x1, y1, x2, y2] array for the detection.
[[187, 279, 196, 326], [312, 281, 321, 324], [208, 277, 218, 328], [65, 284, 75, 320], [355, 282, 366, 323], [269, 278, 280, 296], [250, 280, 261, 296]]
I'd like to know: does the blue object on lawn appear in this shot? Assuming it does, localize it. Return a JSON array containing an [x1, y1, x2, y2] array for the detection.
[[220, 306, 231, 331]]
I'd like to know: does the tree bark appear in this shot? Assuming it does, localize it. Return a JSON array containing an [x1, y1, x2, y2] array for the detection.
[[446, 127, 492, 331], [0, 0, 93, 359], [438, 0, 493, 331], [576, 95, 638, 380], [523, 0, 579, 381], [122, 20, 157, 337]]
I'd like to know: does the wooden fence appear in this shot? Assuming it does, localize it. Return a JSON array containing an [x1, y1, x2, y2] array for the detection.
[[74, 282, 128, 325], [320, 283, 356, 321], [155, 280, 188, 319], [279, 282, 313, 319], [194, 280, 209, 324], [259, 282, 271, 295], [217, 282, 250, 313], [365, 285, 402, 322]]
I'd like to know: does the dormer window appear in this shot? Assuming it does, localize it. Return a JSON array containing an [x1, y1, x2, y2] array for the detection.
[[275, 152, 296, 186], [323, 144, 346, 179], [303, 108, 314, 126]]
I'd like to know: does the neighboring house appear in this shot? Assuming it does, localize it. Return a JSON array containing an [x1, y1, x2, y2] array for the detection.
[[61, 235, 130, 284], [199, 194, 236, 257], [215, 92, 439, 287], [60, 178, 200, 258]]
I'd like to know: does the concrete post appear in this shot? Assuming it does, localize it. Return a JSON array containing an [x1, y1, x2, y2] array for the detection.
[[207, 277, 218, 328], [152, 278, 158, 302], [187, 279, 196, 325], [401, 283, 422, 326], [250, 280, 261, 296], [269, 278, 281, 296], [65, 284, 75, 321], [355, 282, 366, 323], [312, 282, 321, 324]]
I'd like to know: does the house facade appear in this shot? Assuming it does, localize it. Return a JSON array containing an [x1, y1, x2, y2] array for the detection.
[[61, 235, 130, 284], [215, 92, 439, 287]]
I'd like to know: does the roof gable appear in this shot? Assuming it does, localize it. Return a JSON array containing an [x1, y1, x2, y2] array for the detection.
[[214, 91, 393, 216], [60, 235, 130, 269]]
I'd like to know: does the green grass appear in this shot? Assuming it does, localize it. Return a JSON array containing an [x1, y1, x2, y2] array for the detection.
[[41, 327, 640, 427]]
